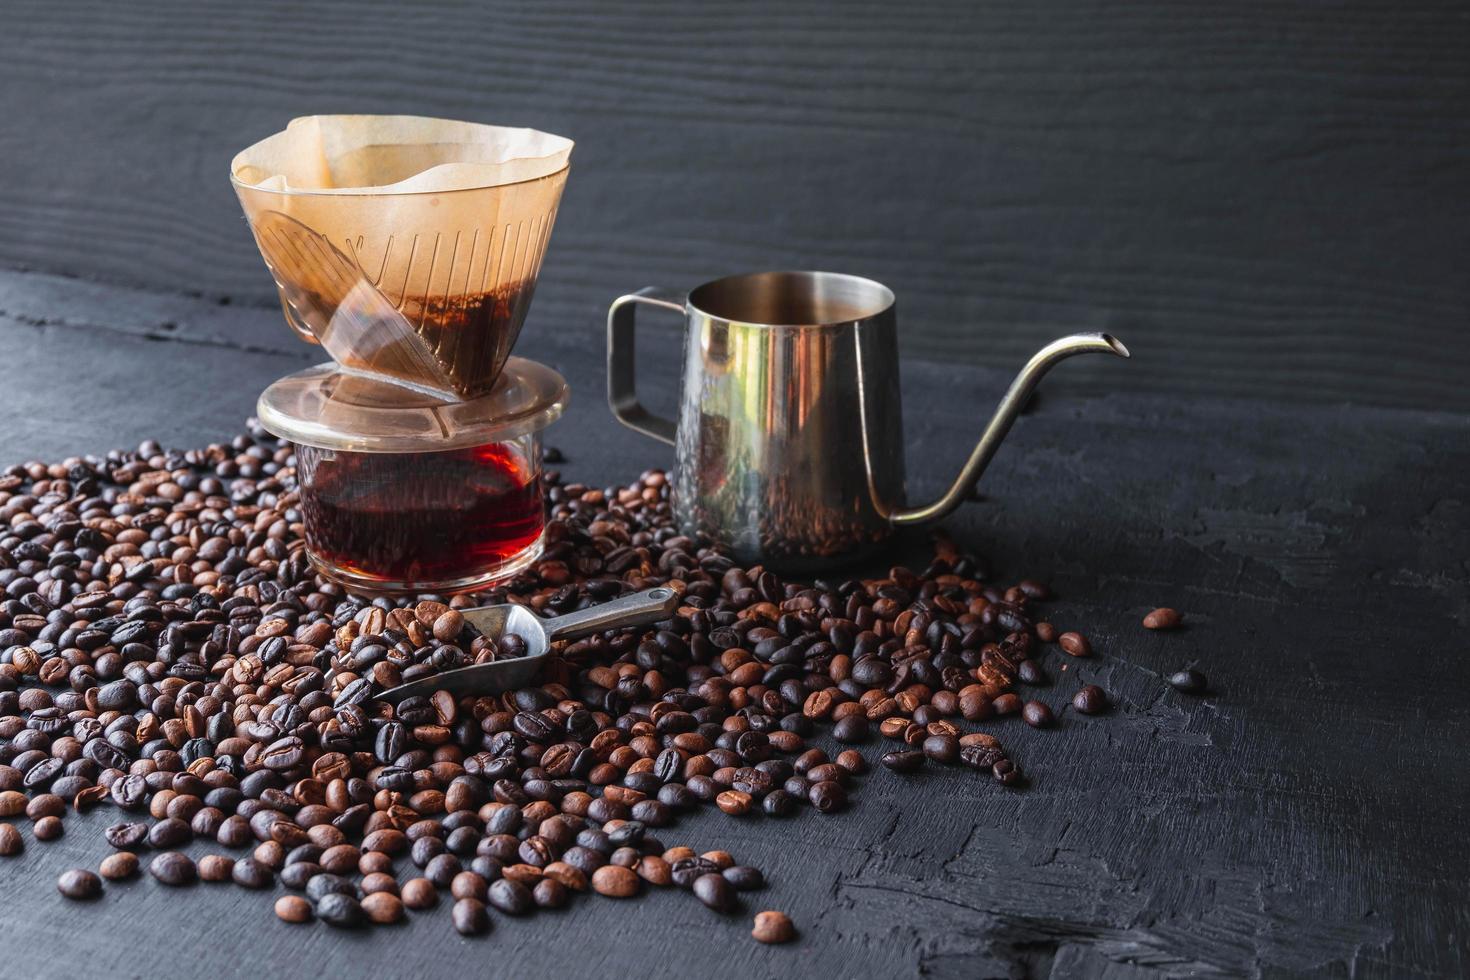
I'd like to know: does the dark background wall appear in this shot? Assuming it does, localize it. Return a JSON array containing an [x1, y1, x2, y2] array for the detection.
[[1, 0, 1466, 412]]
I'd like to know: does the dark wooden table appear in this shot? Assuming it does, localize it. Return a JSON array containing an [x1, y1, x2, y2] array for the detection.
[[0, 269, 1465, 978]]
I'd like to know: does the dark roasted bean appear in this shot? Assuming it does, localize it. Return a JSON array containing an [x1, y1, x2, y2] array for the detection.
[[487, 877, 534, 914], [693, 872, 736, 912], [149, 851, 196, 886], [1073, 685, 1108, 714], [316, 892, 366, 928], [58, 868, 102, 899], [452, 897, 491, 935], [1022, 701, 1054, 728], [1169, 669, 1208, 694]]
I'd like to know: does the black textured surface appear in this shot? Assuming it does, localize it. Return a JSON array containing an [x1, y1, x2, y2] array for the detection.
[[2, 0, 1468, 411], [0, 271, 1466, 978]]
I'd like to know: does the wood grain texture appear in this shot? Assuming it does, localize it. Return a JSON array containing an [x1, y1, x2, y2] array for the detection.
[[0, 273, 1466, 978], [0, 1, 1467, 411]]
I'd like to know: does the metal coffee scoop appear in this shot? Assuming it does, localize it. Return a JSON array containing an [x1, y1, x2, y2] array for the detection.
[[374, 587, 680, 704]]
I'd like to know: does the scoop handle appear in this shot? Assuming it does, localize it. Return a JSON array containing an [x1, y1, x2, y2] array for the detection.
[[541, 587, 680, 642]]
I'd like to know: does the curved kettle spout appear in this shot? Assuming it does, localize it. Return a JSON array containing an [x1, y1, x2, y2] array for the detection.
[[890, 332, 1129, 527]]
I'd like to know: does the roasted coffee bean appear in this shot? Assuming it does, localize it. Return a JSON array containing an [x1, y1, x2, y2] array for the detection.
[[1058, 632, 1092, 657], [148, 817, 191, 849], [1169, 669, 1208, 694], [316, 892, 366, 928], [881, 750, 925, 773], [105, 822, 148, 849], [716, 790, 753, 816], [99, 851, 139, 880], [275, 894, 313, 923], [992, 693, 1022, 716], [0, 824, 19, 856], [27, 794, 64, 820], [198, 854, 235, 882], [723, 866, 764, 891], [533, 877, 569, 908], [1017, 660, 1047, 685], [693, 872, 737, 912], [488, 877, 534, 914], [832, 715, 870, 743], [1073, 685, 1108, 714], [762, 790, 796, 817], [808, 781, 847, 813], [306, 873, 357, 903], [670, 856, 720, 889], [57, 868, 102, 900], [452, 897, 491, 935], [592, 864, 639, 898], [401, 878, 438, 910], [232, 858, 274, 889], [33, 816, 63, 841], [1143, 607, 1182, 630], [362, 892, 405, 924], [752, 909, 796, 943], [922, 735, 959, 764], [149, 851, 196, 886], [1022, 701, 1054, 728]]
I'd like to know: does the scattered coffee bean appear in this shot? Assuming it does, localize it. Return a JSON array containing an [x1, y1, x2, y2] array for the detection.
[[1073, 685, 1108, 714], [275, 895, 313, 924], [1169, 669, 1208, 694], [716, 791, 752, 816], [316, 892, 366, 928], [1143, 607, 1182, 630], [99, 852, 139, 880], [488, 877, 535, 914], [0, 824, 21, 856], [198, 855, 235, 882], [57, 869, 102, 900], [1058, 632, 1092, 657], [232, 858, 274, 889], [808, 781, 847, 813], [1017, 660, 1048, 685], [33, 816, 63, 841], [832, 715, 870, 743], [592, 865, 639, 898], [533, 877, 569, 909], [693, 872, 737, 912], [149, 852, 196, 886], [992, 693, 1022, 716], [362, 892, 405, 924], [922, 735, 960, 764], [402, 878, 438, 910], [723, 866, 764, 891], [26, 795, 64, 820], [1022, 701, 1055, 728], [752, 910, 796, 943], [453, 897, 491, 935], [881, 750, 925, 773]]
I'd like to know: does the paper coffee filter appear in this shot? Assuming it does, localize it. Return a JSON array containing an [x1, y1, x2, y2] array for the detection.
[[231, 115, 573, 194], [232, 115, 572, 398]]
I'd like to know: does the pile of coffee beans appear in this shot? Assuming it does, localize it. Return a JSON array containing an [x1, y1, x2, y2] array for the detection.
[[0, 423, 1116, 940]]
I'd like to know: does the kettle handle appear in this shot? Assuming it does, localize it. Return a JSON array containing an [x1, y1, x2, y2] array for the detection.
[[607, 287, 686, 446]]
